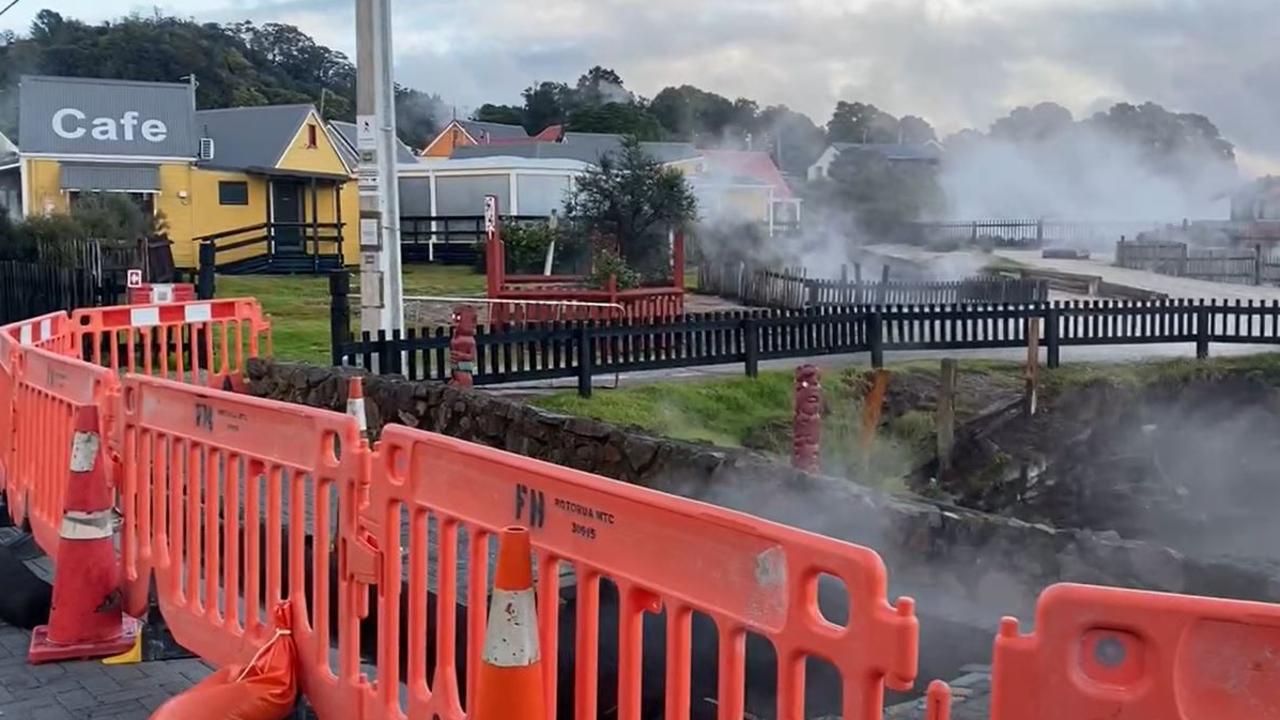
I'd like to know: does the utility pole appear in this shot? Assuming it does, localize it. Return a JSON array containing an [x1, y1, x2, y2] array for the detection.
[[356, 0, 404, 333]]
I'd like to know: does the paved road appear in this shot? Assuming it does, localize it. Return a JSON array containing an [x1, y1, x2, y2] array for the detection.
[[486, 342, 1279, 396], [0, 623, 208, 719]]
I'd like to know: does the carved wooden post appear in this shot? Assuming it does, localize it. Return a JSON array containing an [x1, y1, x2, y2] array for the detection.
[[449, 305, 477, 387], [792, 365, 822, 473], [938, 359, 957, 481]]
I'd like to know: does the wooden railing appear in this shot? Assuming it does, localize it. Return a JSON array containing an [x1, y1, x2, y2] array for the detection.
[[195, 221, 345, 284]]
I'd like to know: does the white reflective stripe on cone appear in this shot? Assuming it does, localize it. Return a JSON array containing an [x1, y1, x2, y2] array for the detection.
[[347, 398, 368, 434], [60, 510, 115, 540], [482, 588, 540, 667], [69, 431, 100, 473]]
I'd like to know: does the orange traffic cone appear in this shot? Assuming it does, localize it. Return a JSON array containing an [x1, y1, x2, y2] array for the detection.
[[472, 526, 546, 720], [346, 376, 368, 443], [29, 405, 139, 664]]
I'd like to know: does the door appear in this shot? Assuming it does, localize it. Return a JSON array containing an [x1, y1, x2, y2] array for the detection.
[[271, 181, 305, 254]]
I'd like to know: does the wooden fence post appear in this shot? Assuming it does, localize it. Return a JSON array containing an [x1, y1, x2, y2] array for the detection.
[[1255, 244, 1263, 286], [1025, 317, 1041, 416], [1045, 305, 1061, 368], [869, 311, 885, 368], [878, 265, 891, 304], [576, 323, 594, 398], [860, 368, 891, 476], [743, 316, 759, 378], [938, 358, 957, 481], [1196, 304, 1211, 359], [329, 270, 351, 367], [197, 242, 216, 300]]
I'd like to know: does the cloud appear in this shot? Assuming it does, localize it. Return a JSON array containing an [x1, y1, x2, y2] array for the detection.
[[5, 0, 1279, 172]]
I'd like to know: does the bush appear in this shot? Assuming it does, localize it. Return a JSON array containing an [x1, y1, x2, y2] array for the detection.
[[473, 220, 590, 275], [587, 246, 641, 290]]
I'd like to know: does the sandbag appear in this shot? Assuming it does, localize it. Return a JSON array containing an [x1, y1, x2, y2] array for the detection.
[[150, 603, 298, 720]]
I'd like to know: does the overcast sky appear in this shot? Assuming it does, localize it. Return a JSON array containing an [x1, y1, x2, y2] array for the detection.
[[4, 0, 1277, 174]]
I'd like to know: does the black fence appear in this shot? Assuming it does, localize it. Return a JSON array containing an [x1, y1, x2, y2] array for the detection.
[[400, 215, 548, 265], [0, 261, 105, 324], [331, 275, 1280, 397], [910, 219, 1158, 249], [698, 261, 1047, 309], [1115, 238, 1280, 286]]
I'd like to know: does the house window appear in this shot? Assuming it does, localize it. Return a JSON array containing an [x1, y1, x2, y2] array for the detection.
[[69, 191, 155, 217], [219, 181, 249, 206], [306, 124, 318, 149]]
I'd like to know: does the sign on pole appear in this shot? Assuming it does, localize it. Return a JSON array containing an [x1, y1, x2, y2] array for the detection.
[[356, 114, 377, 151]]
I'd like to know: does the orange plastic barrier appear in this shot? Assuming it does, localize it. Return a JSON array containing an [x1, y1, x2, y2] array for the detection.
[[359, 427, 919, 720], [116, 374, 364, 715], [72, 298, 271, 388], [7, 346, 119, 555], [990, 583, 1280, 720], [5, 311, 75, 354]]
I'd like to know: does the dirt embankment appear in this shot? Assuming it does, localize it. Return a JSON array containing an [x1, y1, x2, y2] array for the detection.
[[900, 367, 1280, 561]]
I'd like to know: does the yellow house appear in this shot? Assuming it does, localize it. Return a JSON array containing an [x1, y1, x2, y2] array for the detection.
[[12, 75, 360, 272]]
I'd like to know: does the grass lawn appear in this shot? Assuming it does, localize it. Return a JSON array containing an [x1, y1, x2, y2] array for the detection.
[[217, 265, 485, 364]]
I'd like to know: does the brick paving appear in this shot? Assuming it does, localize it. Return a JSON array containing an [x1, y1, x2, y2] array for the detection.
[[0, 622, 210, 720]]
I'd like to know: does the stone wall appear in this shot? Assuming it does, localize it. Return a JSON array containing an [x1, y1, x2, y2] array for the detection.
[[246, 359, 1280, 625]]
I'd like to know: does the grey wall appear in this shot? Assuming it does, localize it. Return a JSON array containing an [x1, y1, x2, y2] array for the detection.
[[516, 174, 571, 216], [398, 177, 432, 216], [435, 174, 508, 216]]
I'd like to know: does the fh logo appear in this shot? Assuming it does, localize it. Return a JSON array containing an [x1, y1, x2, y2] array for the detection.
[[514, 484, 546, 529], [194, 402, 214, 431]]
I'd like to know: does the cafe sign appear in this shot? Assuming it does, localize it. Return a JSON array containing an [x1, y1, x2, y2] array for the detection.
[[19, 75, 197, 158]]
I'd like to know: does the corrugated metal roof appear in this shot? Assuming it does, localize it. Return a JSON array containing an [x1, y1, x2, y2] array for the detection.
[[60, 162, 160, 191], [458, 120, 529, 142], [452, 132, 700, 165], [328, 120, 418, 169], [18, 75, 197, 158], [194, 105, 312, 172]]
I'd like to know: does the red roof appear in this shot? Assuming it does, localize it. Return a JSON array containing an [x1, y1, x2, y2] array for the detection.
[[699, 150, 795, 200], [532, 124, 565, 142]]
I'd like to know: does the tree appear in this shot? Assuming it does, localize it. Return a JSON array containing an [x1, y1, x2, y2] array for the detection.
[[649, 85, 739, 142], [564, 136, 698, 278], [0, 11, 444, 148], [898, 115, 937, 143], [827, 101, 900, 144], [521, 81, 571, 134], [989, 103, 1075, 143], [574, 66, 631, 106], [566, 103, 664, 140], [472, 103, 525, 127], [757, 105, 826, 176], [817, 147, 944, 237], [1088, 101, 1235, 164]]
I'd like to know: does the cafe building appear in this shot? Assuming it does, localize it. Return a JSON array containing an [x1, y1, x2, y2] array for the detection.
[[5, 75, 360, 272]]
